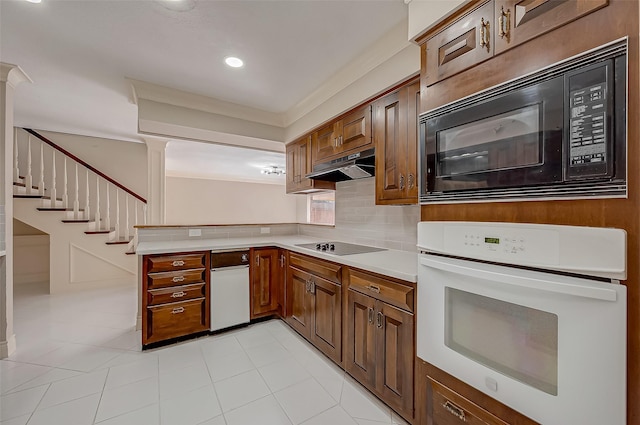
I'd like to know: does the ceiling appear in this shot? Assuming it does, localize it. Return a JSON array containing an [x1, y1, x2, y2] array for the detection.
[[0, 0, 408, 184]]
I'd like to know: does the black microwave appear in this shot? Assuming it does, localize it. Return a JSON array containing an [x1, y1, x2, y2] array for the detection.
[[419, 40, 627, 204]]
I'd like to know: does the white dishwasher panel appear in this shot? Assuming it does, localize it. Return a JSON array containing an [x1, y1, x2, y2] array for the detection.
[[210, 265, 250, 331]]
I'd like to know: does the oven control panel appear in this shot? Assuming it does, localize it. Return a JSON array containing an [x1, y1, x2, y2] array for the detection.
[[446, 226, 559, 265]]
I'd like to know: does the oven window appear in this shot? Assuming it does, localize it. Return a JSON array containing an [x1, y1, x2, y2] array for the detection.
[[437, 104, 542, 177], [445, 288, 558, 395]]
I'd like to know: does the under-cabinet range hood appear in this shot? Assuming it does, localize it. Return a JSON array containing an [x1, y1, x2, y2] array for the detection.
[[306, 148, 375, 182]]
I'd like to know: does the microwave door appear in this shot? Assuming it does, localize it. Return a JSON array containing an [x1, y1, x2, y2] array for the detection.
[[426, 77, 564, 195]]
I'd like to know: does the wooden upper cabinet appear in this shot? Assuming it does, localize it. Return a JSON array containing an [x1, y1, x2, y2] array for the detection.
[[251, 247, 280, 318], [425, 1, 495, 86], [374, 80, 420, 205], [312, 104, 372, 164], [494, 0, 609, 54], [285, 135, 335, 194]]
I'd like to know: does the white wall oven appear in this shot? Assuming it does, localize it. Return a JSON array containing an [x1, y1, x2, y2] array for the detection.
[[419, 39, 627, 204], [417, 221, 627, 425]]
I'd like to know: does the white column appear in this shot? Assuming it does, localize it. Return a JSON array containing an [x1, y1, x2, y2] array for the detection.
[[143, 137, 168, 225], [0, 63, 32, 359]]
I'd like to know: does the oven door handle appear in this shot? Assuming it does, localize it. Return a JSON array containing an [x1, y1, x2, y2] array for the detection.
[[420, 257, 619, 302]]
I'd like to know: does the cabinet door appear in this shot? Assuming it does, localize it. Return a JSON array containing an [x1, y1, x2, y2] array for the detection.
[[494, 0, 608, 55], [406, 81, 420, 201], [252, 248, 279, 318], [313, 121, 340, 163], [286, 143, 298, 192], [297, 136, 313, 190], [374, 89, 406, 203], [286, 267, 312, 339], [309, 276, 342, 364], [375, 301, 415, 419], [425, 1, 494, 86], [345, 289, 376, 387], [277, 250, 287, 317], [339, 104, 373, 154]]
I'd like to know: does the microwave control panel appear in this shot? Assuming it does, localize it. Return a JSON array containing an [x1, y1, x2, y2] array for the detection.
[[565, 59, 615, 180]]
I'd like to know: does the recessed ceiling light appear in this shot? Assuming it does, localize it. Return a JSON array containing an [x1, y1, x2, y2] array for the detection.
[[24, 0, 42, 3], [225, 57, 244, 68]]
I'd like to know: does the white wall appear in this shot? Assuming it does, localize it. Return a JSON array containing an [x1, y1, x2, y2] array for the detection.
[[407, 0, 466, 41], [14, 235, 49, 285], [166, 177, 298, 225], [34, 130, 148, 199]]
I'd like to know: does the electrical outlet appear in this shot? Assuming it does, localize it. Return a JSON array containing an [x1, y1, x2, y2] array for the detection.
[[260, 227, 271, 234], [188, 228, 202, 237]]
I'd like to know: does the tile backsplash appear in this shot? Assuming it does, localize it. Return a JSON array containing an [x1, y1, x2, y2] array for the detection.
[[138, 178, 420, 253], [299, 178, 420, 252]]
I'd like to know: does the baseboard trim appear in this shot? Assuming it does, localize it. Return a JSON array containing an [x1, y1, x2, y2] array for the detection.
[[0, 334, 16, 359]]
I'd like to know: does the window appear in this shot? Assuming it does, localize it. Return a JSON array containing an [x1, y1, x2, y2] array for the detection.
[[307, 192, 335, 225]]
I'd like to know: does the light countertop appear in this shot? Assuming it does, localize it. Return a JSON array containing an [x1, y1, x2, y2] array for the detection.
[[0, 250, 5, 257], [136, 235, 418, 283]]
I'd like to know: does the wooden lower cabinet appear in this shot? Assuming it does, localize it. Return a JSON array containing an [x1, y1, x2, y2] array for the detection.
[[285, 253, 342, 364], [346, 288, 414, 421], [142, 251, 210, 347], [251, 247, 280, 318]]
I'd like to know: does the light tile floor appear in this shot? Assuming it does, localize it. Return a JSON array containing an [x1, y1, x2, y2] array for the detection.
[[0, 282, 410, 425]]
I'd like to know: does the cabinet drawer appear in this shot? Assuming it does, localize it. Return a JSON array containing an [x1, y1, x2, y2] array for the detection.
[[348, 269, 414, 313], [145, 253, 207, 273], [147, 283, 206, 306], [289, 253, 342, 284], [144, 298, 208, 345], [428, 377, 508, 425], [146, 268, 206, 290]]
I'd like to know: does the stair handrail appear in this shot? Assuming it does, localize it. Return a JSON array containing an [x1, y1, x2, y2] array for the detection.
[[23, 128, 147, 204]]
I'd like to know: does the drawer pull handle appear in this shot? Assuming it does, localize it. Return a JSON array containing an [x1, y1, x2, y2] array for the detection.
[[498, 6, 511, 41], [171, 291, 186, 298], [376, 311, 384, 328], [368, 307, 374, 324], [171, 307, 185, 314], [172, 276, 185, 283], [443, 401, 466, 422], [172, 260, 185, 267], [368, 284, 381, 293]]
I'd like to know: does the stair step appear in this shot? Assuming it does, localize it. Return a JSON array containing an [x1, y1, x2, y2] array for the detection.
[[85, 229, 114, 235], [41, 196, 64, 201], [61, 219, 90, 223], [37, 207, 68, 211], [125, 250, 136, 255], [13, 182, 40, 190], [14, 194, 44, 199], [106, 237, 133, 245]]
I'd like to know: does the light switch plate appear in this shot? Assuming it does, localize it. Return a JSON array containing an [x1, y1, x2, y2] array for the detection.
[[189, 228, 202, 237]]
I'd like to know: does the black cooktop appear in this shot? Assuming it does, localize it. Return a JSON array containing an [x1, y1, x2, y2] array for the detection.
[[295, 241, 387, 256]]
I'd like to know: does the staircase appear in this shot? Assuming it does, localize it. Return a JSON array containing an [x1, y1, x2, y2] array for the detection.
[[12, 128, 146, 292]]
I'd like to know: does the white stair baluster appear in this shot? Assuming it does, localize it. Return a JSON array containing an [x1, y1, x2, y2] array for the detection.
[[95, 178, 101, 230], [62, 157, 68, 209], [38, 143, 45, 196], [85, 171, 91, 220], [134, 201, 138, 226], [143, 204, 148, 225], [114, 189, 121, 241], [25, 136, 33, 195], [105, 184, 111, 233], [13, 128, 19, 183], [124, 196, 130, 241], [50, 150, 57, 208], [73, 163, 80, 219]]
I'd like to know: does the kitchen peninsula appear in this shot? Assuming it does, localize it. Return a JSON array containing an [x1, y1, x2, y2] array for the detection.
[[135, 224, 419, 422]]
